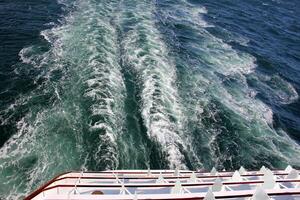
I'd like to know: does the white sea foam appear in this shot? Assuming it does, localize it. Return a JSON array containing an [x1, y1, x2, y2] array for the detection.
[[250, 74, 299, 105], [18, 47, 42, 66], [0, 0, 126, 198], [52, 0, 126, 168], [157, 0, 300, 168], [164, 2, 212, 28], [120, 0, 187, 169]]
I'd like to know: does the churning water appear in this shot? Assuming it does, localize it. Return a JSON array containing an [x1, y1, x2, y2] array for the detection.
[[0, 0, 300, 198]]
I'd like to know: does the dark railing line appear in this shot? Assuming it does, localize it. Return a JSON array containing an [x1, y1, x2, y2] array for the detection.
[[42, 179, 300, 192], [80, 169, 289, 174], [215, 190, 300, 200], [47, 172, 289, 185], [24, 171, 71, 200]]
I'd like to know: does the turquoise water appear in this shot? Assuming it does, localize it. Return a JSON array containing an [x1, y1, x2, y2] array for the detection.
[[0, 0, 300, 198]]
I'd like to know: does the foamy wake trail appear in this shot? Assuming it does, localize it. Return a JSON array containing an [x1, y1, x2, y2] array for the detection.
[[119, 0, 187, 169], [157, 0, 300, 169], [0, 0, 125, 198], [37, 0, 126, 169], [71, 0, 126, 169]]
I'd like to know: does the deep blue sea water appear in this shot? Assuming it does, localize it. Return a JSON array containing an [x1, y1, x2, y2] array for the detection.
[[0, 0, 300, 198]]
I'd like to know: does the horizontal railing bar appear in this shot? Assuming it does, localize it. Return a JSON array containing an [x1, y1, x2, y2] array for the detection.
[[35, 189, 300, 200], [55, 173, 289, 181], [43, 179, 300, 191]]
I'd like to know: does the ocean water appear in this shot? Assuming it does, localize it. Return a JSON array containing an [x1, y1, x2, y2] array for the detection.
[[0, 0, 300, 198]]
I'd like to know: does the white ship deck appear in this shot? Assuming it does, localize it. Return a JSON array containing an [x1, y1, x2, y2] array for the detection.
[[25, 166, 300, 200]]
